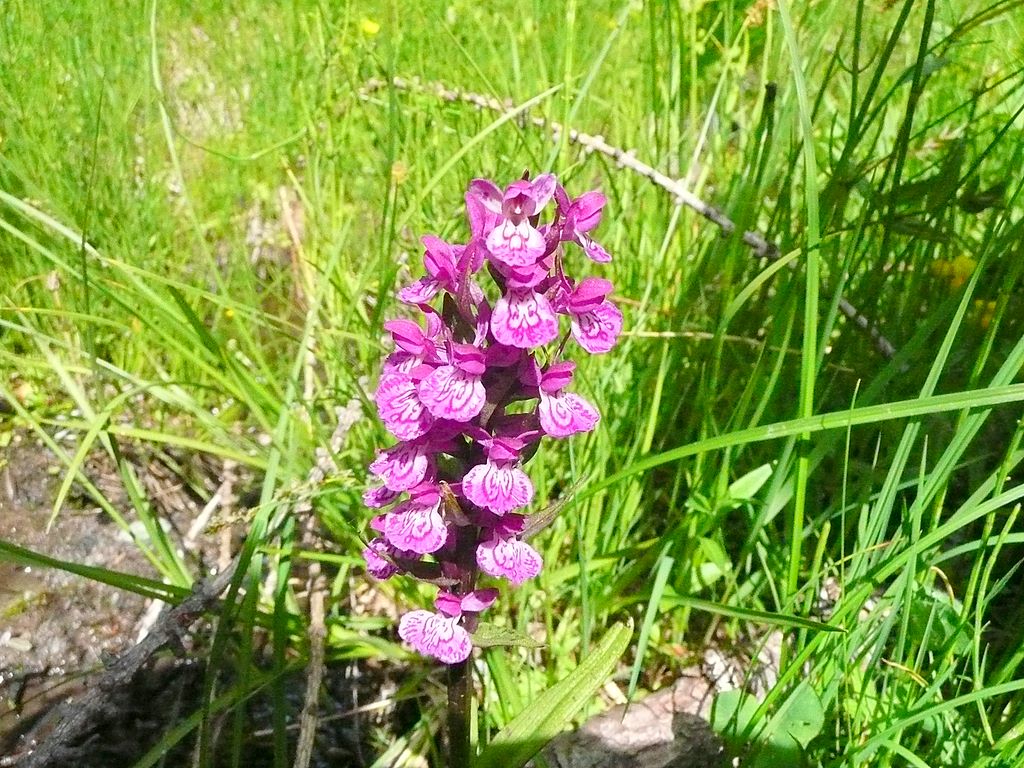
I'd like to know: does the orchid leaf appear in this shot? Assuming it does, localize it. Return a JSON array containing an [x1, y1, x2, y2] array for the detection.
[[472, 623, 545, 650], [474, 621, 632, 768]]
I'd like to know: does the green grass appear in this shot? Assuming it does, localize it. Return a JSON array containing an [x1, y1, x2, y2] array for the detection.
[[4, 0, 1024, 765]]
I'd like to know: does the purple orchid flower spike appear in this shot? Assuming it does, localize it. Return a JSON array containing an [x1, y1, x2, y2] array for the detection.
[[556, 186, 612, 263], [362, 172, 620, 672]]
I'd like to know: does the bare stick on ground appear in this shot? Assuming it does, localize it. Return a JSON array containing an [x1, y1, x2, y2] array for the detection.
[[13, 560, 239, 768]]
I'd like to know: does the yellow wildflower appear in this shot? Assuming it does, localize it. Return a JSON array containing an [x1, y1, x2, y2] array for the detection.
[[360, 18, 381, 36], [391, 160, 409, 186], [932, 254, 976, 290], [948, 254, 976, 290], [973, 299, 997, 330]]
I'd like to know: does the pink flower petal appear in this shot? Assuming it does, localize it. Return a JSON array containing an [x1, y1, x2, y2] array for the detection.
[[568, 278, 614, 314], [383, 350, 417, 375], [528, 174, 557, 212], [434, 591, 464, 617], [363, 484, 399, 508], [460, 588, 499, 613], [398, 610, 472, 664], [384, 319, 429, 355], [468, 178, 504, 216], [497, 259, 549, 290], [539, 361, 576, 393], [462, 460, 534, 513], [477, 535, 543, 585], [363, 538, 399, 580], [486, 343, 524, 368], [578, 233, 611, 263], [397, 277, 441, 305], [421, 235, 457, 283], [568, 191, 606, 233], [417, 365, 486, 422], [383, 500, 447, 554], [465, 278, 486, 306], [570, 301, 623, 354], [466, 189, 499, 239], [486, 219, 546, 267], [450, 343, 486, 376], [369, 441, 430, 492], [457, 240, 487, 274], [491, 290, 560, 349], [486, 436, 524, 463], [538, 391, 600, 438], [375, 373, 434, 440]]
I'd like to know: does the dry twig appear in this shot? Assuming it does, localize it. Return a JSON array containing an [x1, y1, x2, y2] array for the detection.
[[14, 560, 239, 768], [291, 400, 362, 768]]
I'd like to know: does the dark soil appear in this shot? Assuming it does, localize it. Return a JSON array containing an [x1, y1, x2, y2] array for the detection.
[[0, 433, 399, 766], [0, 431, 153, 674]]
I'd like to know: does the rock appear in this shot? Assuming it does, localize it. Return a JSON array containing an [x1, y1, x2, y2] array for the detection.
[[531, 668, 727, 768]]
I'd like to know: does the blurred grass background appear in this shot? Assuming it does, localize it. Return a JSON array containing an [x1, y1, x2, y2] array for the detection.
[[4, 0, 1024, 765]]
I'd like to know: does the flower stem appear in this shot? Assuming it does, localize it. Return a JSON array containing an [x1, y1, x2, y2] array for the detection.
[[448, 523, 479, 766], [447, 659, 472, 766]]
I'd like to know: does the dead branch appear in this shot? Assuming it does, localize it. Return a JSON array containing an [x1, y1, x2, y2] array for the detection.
[[13, 561, 239, 768], [359, 76, 896, 360]]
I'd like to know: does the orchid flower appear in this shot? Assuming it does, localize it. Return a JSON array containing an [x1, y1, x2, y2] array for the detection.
[[362, 172, 621, 666]]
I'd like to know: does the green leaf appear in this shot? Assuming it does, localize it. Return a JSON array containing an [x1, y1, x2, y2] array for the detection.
[[908, 585, 970, 654], [728, 463, 774, 502], [167, 285, 223, 361], [0, 537, 188, 602], [474, 621, 632, 768], [579, 382, 1024, 505], [628, 555, 673, 700], [472, 623, 546, 650], [691, 538, 731, 591], [660, 588, 844, 634], [766, 680, 824, 750], [712, 689, 760, 749], [713, 682, 824, 768]]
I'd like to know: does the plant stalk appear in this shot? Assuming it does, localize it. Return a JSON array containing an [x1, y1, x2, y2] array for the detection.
[[447, 659, 472, 767], [446, 521, 479, 767]]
